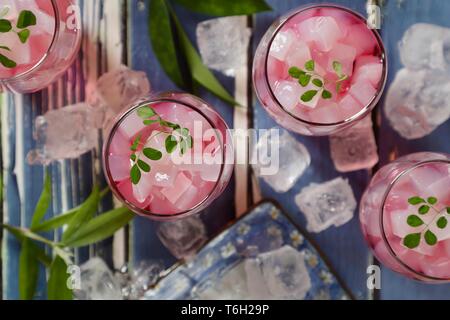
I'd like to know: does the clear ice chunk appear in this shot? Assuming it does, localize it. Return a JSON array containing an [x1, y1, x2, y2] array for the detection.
[[125, 261, 163, 300], [329, 116, 379, 172], [295, 177, 357, 233], [196, 17, 251, 76], [74, 257, 122, 300], [157, 215, 207, 259], [27, 103, 102, 165], [385, 68, 450, 139], [252, 128, 311, 193], [245, 246, 311, 300]]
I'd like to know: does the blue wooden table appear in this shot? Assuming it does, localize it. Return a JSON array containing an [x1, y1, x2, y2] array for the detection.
[[1, 0, 450, 300]]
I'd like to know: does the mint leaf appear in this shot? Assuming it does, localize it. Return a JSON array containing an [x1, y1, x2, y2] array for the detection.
[[143, 119, 160, 126], [305, 60, 315, 72], [301, 90, 318, 102], [437, 217, 448, 229], [407, 215, 424, 227], [447, 207, 450, 214], [130, 154, 137, 162], [0, 19, 12, 32], [427, 197, 438, 205], [0, 53, 16, 68], [403, 233, 421, 249], [180, 139, 188, 155], [137, 160, 150, 173], [322, 90, 332, 99], [137, 106, 157, 119], [187, 135, 193, 148], [298, 74, 311, 87], [0, 45, 11, 51], [17, 28, 30, 43], [418, 205, 430, 215], [130, 164, 141, 185], [130, 134, 141, 152], [172, 0, 272, 16], [288, 66, 304, 78], [408, 196, 425, 205], [165, 135, 178, 154], [143, 147, 163, 161], [332, 61, 343, 76], [17, 10, 37, 29], [312, 78, 323, 87], [424, 230, 437, 246]]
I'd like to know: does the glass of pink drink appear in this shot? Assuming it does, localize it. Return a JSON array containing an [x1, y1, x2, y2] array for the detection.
[[253, 5, 387, 136], [103, 93, 234, 221], [0, 0, 81, 93], [360, 153, 450, 283]]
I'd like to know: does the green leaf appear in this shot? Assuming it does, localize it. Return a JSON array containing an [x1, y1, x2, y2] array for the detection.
[[160, 120, 180, 129], [288, 66, 304, 79], [407, 215, 424, 227], [0, 45, 11, 51], [130, 164, 141, 185], [47, 256, 72, 300], [63, 207, 134, 248], [130, 154, 137, 162], [298, 74, 311, 87], [447, 207, 450, 214], [130, 134, 141, 152], [300, 90, 318, 103], [2, 224, 57, 247], [427, 197, 437, 205], [169, 6, 240, 106], [61, 186, 100, 242], [424, 230, 437, 246], [31, 171, 52, 228], [0, 19, 12, 32], [19, 239, 39, 300], [305, 60, 315, 71], [312, 78, 323, 87], [187, 135, 193, 149], [408, 196, 425, 205], [143, 147, 163, 161], [418, 205, 430, 215], [403, 233, 421, 249], [172, 0, 272, 16], [165, 135, 178, 154], [322, 90, 332, 99], [143, 119, 160, 126], [17, 10, 37, 29], [0, 7, 10, 19], [437, 217, 448, 229], [149, 0, 185, 88], [32, 209, 76, 233], [137, 159, 151, 173], [17, 28, 30, 43], [137, 106, 157, 119], [180, 139, 188, 155], [0, 53, 16, 68], [332, 61, 343, 76]]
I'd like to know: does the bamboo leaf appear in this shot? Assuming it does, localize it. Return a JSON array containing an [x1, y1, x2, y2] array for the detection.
[[31, 171, 52, 228], [173, 0, 272, 16], [47, 256, 73, 300], [19, 239, 39, 300]]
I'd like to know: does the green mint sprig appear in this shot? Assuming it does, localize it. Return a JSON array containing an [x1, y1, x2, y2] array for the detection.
[[129, 105, 194, 185], [403, 196, 450, 249], [288, 60, 348, 104], [0, 9, 37, 68]]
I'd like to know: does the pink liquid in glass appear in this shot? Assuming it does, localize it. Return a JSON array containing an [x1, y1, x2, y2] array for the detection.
[[103, 93, 234, 220], [253, 5, 387, 136], [0, 0, 81, 93], [360, 153, 450, 282]]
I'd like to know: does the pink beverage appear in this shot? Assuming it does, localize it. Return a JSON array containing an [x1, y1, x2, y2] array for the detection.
[[253, 5, 387, 136], [0, 0, 81, 93], [103, 93, 234, 220], [360, 153, 450, 282]]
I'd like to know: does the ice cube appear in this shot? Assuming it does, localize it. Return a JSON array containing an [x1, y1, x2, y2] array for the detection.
[[308, 103, 344, 124], [273, 80, 303, 111], [329, 117, 379, 172], [108, 154, 131, 182], [327, 43, 357, 76], [385, 68, 450, 139], [352, 55, 383, 87], [161, 172, 192, 205], [269, 29, 296, 61], [342, 24, 376, 55], [245, 246, 311, 300], [0, 31, 31, 65], [74, 257, 122, 300], [252, 129, 311, 193], [157, 215, 207, 259], [27, 103, 102, 165], [267, 56, 288, 82], [117, 180, 153, 209], [126, 261, 163, 300], [297, 16, 344, 52], [295, 177, 357, 233], [109, 128, 131, 156], [399, 23, 450, 72], [338, 93, 364, 119], [349, 79, 377, 106], [196, 16, 251, 76], [286, 41, 312, 68]]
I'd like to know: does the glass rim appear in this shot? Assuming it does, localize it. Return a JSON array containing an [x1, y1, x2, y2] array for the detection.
[[379, 156, 450, 282], [103, 93, 231, 221], [0, 0, 59, 81], [259, 3, 388, 127]]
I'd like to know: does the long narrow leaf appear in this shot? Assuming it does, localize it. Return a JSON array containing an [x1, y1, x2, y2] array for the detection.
[[32, 208, 77, 233], [169, 5, 240, 106], [19, 239, 39, 300], [149, 0, 186, 88], [63, 207, 134, 248], [47, 256, 73, 300], [31, 171, 52, 228], [173, 0, 272, 16], [62, 186, 100, 242], [2, 224, 57, 247]]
